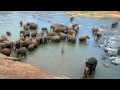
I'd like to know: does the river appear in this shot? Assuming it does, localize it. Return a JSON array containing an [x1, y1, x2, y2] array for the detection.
[[0, 11, 120, 79]]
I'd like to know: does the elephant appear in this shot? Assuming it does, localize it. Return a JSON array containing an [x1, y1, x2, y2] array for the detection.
[[28, 44, 35, 51], [0, 48, 11, 56], [50, 23, 61, 32], [59, 32, 66, 40], [0, 35, 7, 41], [6, 31, 11, 36], [36, 36, 43, 44], [83, 57, 97, 78], [79, 35, 90, 43], [92, 28, 99, 35], [70, 16, 74, 22], [96, 32, 101, 40], [45, 30, 55, 36], [68, 29, 76, 36], [27, 22, 38, 30], [24, 24, 29, 30], [14, 47, 27, 57], [0, 42, 6, 49], [50, 35, 61, 42], [3, 41, 13, 49], [111, 22, 118, 28], [23, 30, 30, 38], [67, 34, 76, 43], [13, 40, 20, 49], [31, 39, 38, 48], [72, 24, 79, 28], [42, 27, 47, 31], [31, 32, 38, 37], [73, 25, 79, 33], [58, 26, 68, 33]]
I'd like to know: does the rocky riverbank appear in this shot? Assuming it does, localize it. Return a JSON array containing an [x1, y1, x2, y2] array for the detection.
[[0, 54, 70, 79]]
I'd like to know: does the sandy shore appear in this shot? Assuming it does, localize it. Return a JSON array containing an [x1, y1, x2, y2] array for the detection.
[[0, 54, 70, 79], [65, 11, 120, 19]]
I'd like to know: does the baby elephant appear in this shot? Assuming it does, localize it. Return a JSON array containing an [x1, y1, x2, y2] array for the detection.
[[79, 35, 90, 43]]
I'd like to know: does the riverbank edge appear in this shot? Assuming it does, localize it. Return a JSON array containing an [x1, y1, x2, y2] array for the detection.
[[65, 11, 120, 19], [0, 54, 70, 79]]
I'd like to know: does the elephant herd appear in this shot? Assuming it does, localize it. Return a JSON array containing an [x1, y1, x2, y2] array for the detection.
[[0, 16, 119, 78]]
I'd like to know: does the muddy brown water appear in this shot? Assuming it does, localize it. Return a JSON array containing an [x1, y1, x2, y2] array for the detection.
[[0, 11, 120, 79]]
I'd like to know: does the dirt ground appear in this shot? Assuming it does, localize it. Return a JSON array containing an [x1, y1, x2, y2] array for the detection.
[[0, 54, 70, 79]]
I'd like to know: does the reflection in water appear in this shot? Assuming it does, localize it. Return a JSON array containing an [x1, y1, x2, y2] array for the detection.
[[0, 11, 120, 79]]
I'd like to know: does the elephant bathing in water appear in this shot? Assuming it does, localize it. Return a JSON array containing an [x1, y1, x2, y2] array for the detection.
[[14, 47, 27, 58], [83, 57, 97, 78], [92, 28, 99, 35], [111, 22, 118, 28], [79, 35, 90, 43]]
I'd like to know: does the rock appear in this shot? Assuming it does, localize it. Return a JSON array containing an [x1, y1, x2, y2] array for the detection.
[[111, 57, 120, 65], [103, 63, 110, 68]]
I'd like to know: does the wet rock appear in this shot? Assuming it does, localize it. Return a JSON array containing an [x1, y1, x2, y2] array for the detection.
[[110, 57, 120, 65], [103, 63, 110, 68]]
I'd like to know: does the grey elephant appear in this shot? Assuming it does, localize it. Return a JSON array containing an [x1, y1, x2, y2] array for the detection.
[[50, 35, 61, 42], [68, 29, 76, 36], [73, 25, 79, 33], [111, 22, 118, 28], [83, 57, 97, 78], [24, 24, 29, 30], [79, 35, 90, 42], [92, 28, 99, 35], [13, 40, 21, 49], [50, 23, 61, 32], [14, 47, 27, 57], [0, 48, 11, 56], [59, 32, 66, 40], [36, 36, 43, 44], [70, 16, 74, 22], [28, 44, 35, 51], [0, 35, 7, 42], [0, 42, 6, 49], [24, 30, 30, 38], [42, 27, 47, 31], [96, 32, 101, 40], [31, 32, 38, 37], [67, 34, 76, 43], [31, 39, 38, 48], [3, 41, 13, 49], [45, 30, 55, 36], [27, 22, 38, 30]]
